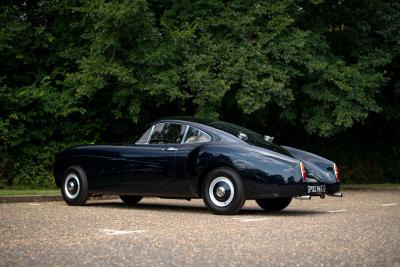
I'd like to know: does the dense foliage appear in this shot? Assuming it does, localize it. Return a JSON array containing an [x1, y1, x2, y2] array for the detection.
[[1, 0, 399, 188]]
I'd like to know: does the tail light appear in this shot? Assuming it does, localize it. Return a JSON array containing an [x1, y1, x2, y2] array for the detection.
[[333, 163, 340, 182], [300, 162, 307, 182]]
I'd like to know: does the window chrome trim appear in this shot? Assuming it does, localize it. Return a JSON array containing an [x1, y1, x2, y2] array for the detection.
[[182, 126, 212, 144], [140, 122, 212, 145], [145, 125, 156, 144], [180, 125, 190, 144], [196, 129, 212, 143]]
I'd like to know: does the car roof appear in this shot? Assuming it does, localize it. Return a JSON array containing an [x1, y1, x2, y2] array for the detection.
[[158, 116, 215, 124], [148, 117, 294, 158]]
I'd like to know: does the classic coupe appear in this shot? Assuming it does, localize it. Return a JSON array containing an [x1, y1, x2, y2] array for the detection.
[[54, 117, 342, 215]]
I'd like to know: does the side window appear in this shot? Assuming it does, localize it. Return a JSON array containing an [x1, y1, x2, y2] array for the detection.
[[149, 123, 186, 144], [148, 123, 165, 143], [135, 126, 152, 144], [183, 126, 211, 143]]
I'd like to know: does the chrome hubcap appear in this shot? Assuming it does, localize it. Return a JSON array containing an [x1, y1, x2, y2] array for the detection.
[[64, 174, 80, 199], [216, 186, 226, 197], [209, 177, 234, 207], [68, 181, 75, 192]]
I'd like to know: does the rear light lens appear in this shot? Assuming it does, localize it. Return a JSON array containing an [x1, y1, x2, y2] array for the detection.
[[300, 162, 307, 182], [333, 163, 340, 182]]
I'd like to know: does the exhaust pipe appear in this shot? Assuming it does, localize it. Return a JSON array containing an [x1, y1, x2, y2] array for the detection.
[[296, 195, 311, 200], [328, 192, 343, 198]]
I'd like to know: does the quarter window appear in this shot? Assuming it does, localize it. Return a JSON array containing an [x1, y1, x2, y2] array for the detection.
[[183, 126, 211, 143]]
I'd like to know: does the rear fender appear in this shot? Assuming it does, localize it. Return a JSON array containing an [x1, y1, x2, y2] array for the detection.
[[283, 146, 336, 184], [192, 145, 302, 198]]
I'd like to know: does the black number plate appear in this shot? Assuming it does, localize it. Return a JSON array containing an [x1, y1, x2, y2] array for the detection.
[[307, 185, 326, 193]]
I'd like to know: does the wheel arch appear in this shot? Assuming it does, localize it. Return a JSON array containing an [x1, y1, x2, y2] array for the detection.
[[56, 158, 87, 187], [196, 162, 239, 197], [54, 151, 76, 187], [65, 164, 86, 175]]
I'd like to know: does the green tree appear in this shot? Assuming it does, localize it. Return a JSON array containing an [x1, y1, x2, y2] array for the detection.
[[0, 0, 399, 187]]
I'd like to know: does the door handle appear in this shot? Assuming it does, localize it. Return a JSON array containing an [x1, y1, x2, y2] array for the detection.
[[163, 147, 178, 151]]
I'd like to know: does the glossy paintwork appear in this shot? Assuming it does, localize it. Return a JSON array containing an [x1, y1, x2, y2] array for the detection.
[[55, 145, 124, 192], [54, 118, 340, 198], [120, 144, 173, 194], [283, 146, 337, 184]]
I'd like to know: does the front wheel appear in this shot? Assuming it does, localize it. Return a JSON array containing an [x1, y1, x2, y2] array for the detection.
[[61, 166, 89, 206], [255, 197, 292, 211], [119, 195, 142, 205], [202, 167, 245, 215]]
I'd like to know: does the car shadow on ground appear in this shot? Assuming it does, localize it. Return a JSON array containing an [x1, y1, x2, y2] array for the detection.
[[86, 201, 208, 214], [239, 208, 325, 216], [84, 200, 325, 216]]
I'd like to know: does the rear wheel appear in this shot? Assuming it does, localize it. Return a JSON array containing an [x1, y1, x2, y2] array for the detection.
[[255, 197, 292, 211], [119, 195, 142, 205], [202, 167, 245, 215], [61, 166, 89, 206]]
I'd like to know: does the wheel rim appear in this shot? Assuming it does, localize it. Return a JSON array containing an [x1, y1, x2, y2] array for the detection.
[[64, 173, 80, 199], [209, 176, 235, 207]]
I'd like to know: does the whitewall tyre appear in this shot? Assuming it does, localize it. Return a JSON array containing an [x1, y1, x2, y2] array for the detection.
[[202, 167, 245, 215], [61, 166, 89, 206]]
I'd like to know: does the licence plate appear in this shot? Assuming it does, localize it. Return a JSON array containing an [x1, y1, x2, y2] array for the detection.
[[307, 185, 326, 193]]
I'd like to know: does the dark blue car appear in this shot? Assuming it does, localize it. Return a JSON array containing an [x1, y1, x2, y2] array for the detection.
[[54, 117, 342, 215]]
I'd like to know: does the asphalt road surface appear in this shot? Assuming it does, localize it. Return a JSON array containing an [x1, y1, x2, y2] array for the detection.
[[1, 190, 399, 266]]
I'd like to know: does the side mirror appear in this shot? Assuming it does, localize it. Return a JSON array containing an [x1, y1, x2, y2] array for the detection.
[[264, 135, 274, 143]]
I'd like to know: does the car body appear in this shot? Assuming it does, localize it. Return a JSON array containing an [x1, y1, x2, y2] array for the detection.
[[54, 117, 342, 214]]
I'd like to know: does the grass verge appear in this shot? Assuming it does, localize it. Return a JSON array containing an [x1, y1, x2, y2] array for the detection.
[[342, 184, 400, 191], [0, 189, 60, 196]]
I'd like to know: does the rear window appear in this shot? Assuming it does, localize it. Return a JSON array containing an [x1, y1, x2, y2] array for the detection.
[[209, 121, 292, 157]]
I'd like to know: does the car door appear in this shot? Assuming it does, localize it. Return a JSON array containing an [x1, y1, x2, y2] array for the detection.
[[119, 122, 186, 195]]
